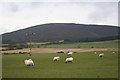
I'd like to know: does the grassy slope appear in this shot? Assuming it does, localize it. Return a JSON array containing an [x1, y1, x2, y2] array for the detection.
[[41, 40, 118, 48], [3, 51, 118, 78]]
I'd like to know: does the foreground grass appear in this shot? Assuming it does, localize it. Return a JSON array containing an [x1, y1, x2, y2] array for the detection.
[[2, 51, 118, 78], [41, 40, 118, 48]]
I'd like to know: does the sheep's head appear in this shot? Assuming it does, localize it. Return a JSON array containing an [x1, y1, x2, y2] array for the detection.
[[99, 56, 103, 58], [54, 59, 57, 62]]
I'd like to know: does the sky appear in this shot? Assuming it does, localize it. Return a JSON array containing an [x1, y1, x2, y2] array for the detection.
[[0, 0, 119, 34]]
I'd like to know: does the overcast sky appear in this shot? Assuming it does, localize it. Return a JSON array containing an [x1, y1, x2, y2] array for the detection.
[[0, 0, 119, 34]]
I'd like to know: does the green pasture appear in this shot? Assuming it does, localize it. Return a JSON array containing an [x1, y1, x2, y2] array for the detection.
[[27, 42, 51, 45], [27, 40, 64, 45], [2, 51, 118, 78], [2, 40, 119, 48], [41, 40, 118, 48]]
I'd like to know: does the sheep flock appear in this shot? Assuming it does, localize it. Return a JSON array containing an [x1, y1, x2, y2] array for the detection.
[[24, 51, 116, 66], [53, 51, 73, 63]]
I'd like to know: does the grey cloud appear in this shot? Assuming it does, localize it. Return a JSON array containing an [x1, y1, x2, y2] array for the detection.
[[2, 2, 20, 16], [119, 2, 120, 26], [6, 2, 19, 12], [30, 2, 44, 7], [9, 3, 19, 12], [88, 2, 117, 23]]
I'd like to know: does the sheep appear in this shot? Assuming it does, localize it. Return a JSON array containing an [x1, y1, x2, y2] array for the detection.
[[24, 59, 34, 66], [53, 56, 60, 62], [67, 52, 73, 56], [112, 52, 115, 54], [99, 53, 104, 58], [65, 57, 73, 63], [94, 52, 97, 54], [57, 51, 64, 53]]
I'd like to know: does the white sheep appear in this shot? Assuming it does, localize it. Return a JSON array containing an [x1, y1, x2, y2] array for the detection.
[[94, 52, 97, 54], [24, 59, 34, 66], [67, 52, 73, 56], [99, 53, 104, 58], [65, 57, 73, 63], [112, 52, 115, 54], [53, 56, 60, 62]]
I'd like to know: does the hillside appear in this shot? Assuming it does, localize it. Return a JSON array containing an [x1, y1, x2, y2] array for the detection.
[[2, 23, 119, 43]]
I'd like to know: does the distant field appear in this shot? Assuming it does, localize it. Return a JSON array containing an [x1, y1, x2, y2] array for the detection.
[[41, 40, 118, 48], [27, 42, 51, 45], [27, 40, 64, 45], [2, 40, 119, 49], [3, 51, 118, 78]]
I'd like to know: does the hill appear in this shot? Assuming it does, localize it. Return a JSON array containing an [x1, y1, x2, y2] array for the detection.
[[2, 23, 119, 43]]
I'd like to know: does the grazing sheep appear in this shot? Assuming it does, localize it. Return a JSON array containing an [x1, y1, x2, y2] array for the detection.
[[53, 56, 60, 62], [112, 52, 115, 54], [99, 53, 104, 58], [57, 51, 64, 53], [65, 57, 73, 63], [24, 59, 34, 66], [94, 52, 97, 54], [67, 52, 73, 56]]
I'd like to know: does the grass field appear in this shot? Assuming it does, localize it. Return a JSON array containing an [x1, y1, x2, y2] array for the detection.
[[40, 40, 118, 48], [2, 51, 118, 78]]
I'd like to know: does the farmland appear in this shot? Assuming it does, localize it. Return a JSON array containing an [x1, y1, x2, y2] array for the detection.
[[2, 40, 118, 48], [2, 40, 119, 78], [40, 40, 118, 48], [2, 51, 118, 78]]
